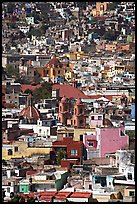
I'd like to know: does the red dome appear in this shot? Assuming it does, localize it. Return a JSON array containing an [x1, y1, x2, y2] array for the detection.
[[61, 95, 68, 103], [76, 98, 82, 105], [20, 106, 41, 120]]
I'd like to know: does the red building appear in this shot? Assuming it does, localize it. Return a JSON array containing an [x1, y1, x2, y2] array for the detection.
[[51, 137, 84, 169]]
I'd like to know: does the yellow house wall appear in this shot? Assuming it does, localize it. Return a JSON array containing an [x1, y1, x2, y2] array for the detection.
[[124, 189, 135, 197], [27, 147, 51, 157], [92, 10, 97, 16], [74, 128, 96, 141], [93, 195, 111, 202], [2, 141, 51, 160]]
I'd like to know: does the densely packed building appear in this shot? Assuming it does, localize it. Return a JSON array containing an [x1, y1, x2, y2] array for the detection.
[[2, 2, 135, 202]]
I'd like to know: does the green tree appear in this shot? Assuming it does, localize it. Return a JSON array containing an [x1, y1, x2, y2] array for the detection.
[[5, 64, 19, 78], [103, 30, 117, 41], [15, 76, 32, 84], [33, 71, 44, 84], [125, 130, 135, 138], [56, 149, 67, 165], [33, 82, 52, 103], [24, 89, 33, 95], [7, 2, 16, 13], [29, 28, 42, 37], [10, 194, 25, 202], [27, 197, 35, 202]]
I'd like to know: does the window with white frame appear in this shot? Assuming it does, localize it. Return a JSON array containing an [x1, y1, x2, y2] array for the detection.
[[71, 149, 78, 156]]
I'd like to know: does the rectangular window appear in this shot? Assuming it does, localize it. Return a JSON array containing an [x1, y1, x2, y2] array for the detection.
[[120, 131, 125, 136], [71, 149, 78, 156], [8, 149, 12, 155], [88, 142, 94, 147], [91, 116, 94, 120], [129, 191, 135, 196], [98, 116, 102, 120], [58, 70, 60, 74], [14, 147, 18, 152], [128, 173, 132, 180], [7, 187, 10, 193]]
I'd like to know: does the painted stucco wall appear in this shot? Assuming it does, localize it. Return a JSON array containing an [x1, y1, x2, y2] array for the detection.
[[55, 172, 68, 191], [100, 127, 129, 157]]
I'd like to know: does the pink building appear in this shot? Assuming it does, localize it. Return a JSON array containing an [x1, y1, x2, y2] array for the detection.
[[99, 127, 129, 157], [83, 127, 129, 159], [89, 113, 104, 127]]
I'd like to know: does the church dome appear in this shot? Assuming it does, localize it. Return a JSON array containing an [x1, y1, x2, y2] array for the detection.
[[19, 106, 41, 120]]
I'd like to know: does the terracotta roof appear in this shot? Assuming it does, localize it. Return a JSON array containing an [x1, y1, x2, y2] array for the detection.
[[126, 186, 135, 189], [53, 138, 82, 146], [52, 84, 90, 99], [88, 95, 119, 101], [69, 192, 92, 198], [45, 56, 63, 68], [26, 170, 37, 175], [55, 192, 72, 199], [20, 106, 41, 119], [21, 84, 41, 93], [2, 102, 15, 108]]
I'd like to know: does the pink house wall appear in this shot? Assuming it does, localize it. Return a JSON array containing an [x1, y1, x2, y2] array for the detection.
[[89, 114, 103, 127], [100, 127, 129, 157], [83, 135, 97, 150]]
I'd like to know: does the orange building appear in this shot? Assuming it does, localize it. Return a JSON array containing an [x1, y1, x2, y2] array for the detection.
[[58, 97, 86, 128], [72, 98, 86, 128], [93, 2, 108, 16], [35, 55, 72, 83]]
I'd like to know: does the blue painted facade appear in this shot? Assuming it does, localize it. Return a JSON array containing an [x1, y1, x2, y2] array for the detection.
[[131, 104, 135, 120]]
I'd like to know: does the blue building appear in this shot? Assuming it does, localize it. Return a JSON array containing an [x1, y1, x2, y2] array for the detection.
[[131, 104, 135, 121]]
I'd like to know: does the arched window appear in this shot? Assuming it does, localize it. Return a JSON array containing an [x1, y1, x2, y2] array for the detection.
[[8, 149, 12, 155], [80, 120, 83, 124], [80, 108, 83, 114], [100, 4, 104, 11]]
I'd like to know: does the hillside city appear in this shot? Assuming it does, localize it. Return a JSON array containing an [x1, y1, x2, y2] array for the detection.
[[2, 2, 135, 202]]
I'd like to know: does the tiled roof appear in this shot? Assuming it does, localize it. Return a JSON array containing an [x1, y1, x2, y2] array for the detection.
[[20, 105, 41, 119], [55, 191, 72, 199], [45, 56, 63, 68], [69, 192, 92, 198], [52, 84, 90, 99], [21, 84, 41, 93], [53, 137, 82, 146], [2, 102, 15, 108], [88, 95, 118, 101]]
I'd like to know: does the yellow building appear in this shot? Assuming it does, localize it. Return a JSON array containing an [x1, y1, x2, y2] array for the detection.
[[92, 2, 108, 16], [74, 127, 96, 141], [35, 55, 72, 82], [114, 64, 125, 75], [124, 186, 135, 197], [65, 70, 75, 82], [2, 141, 51, 160]]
